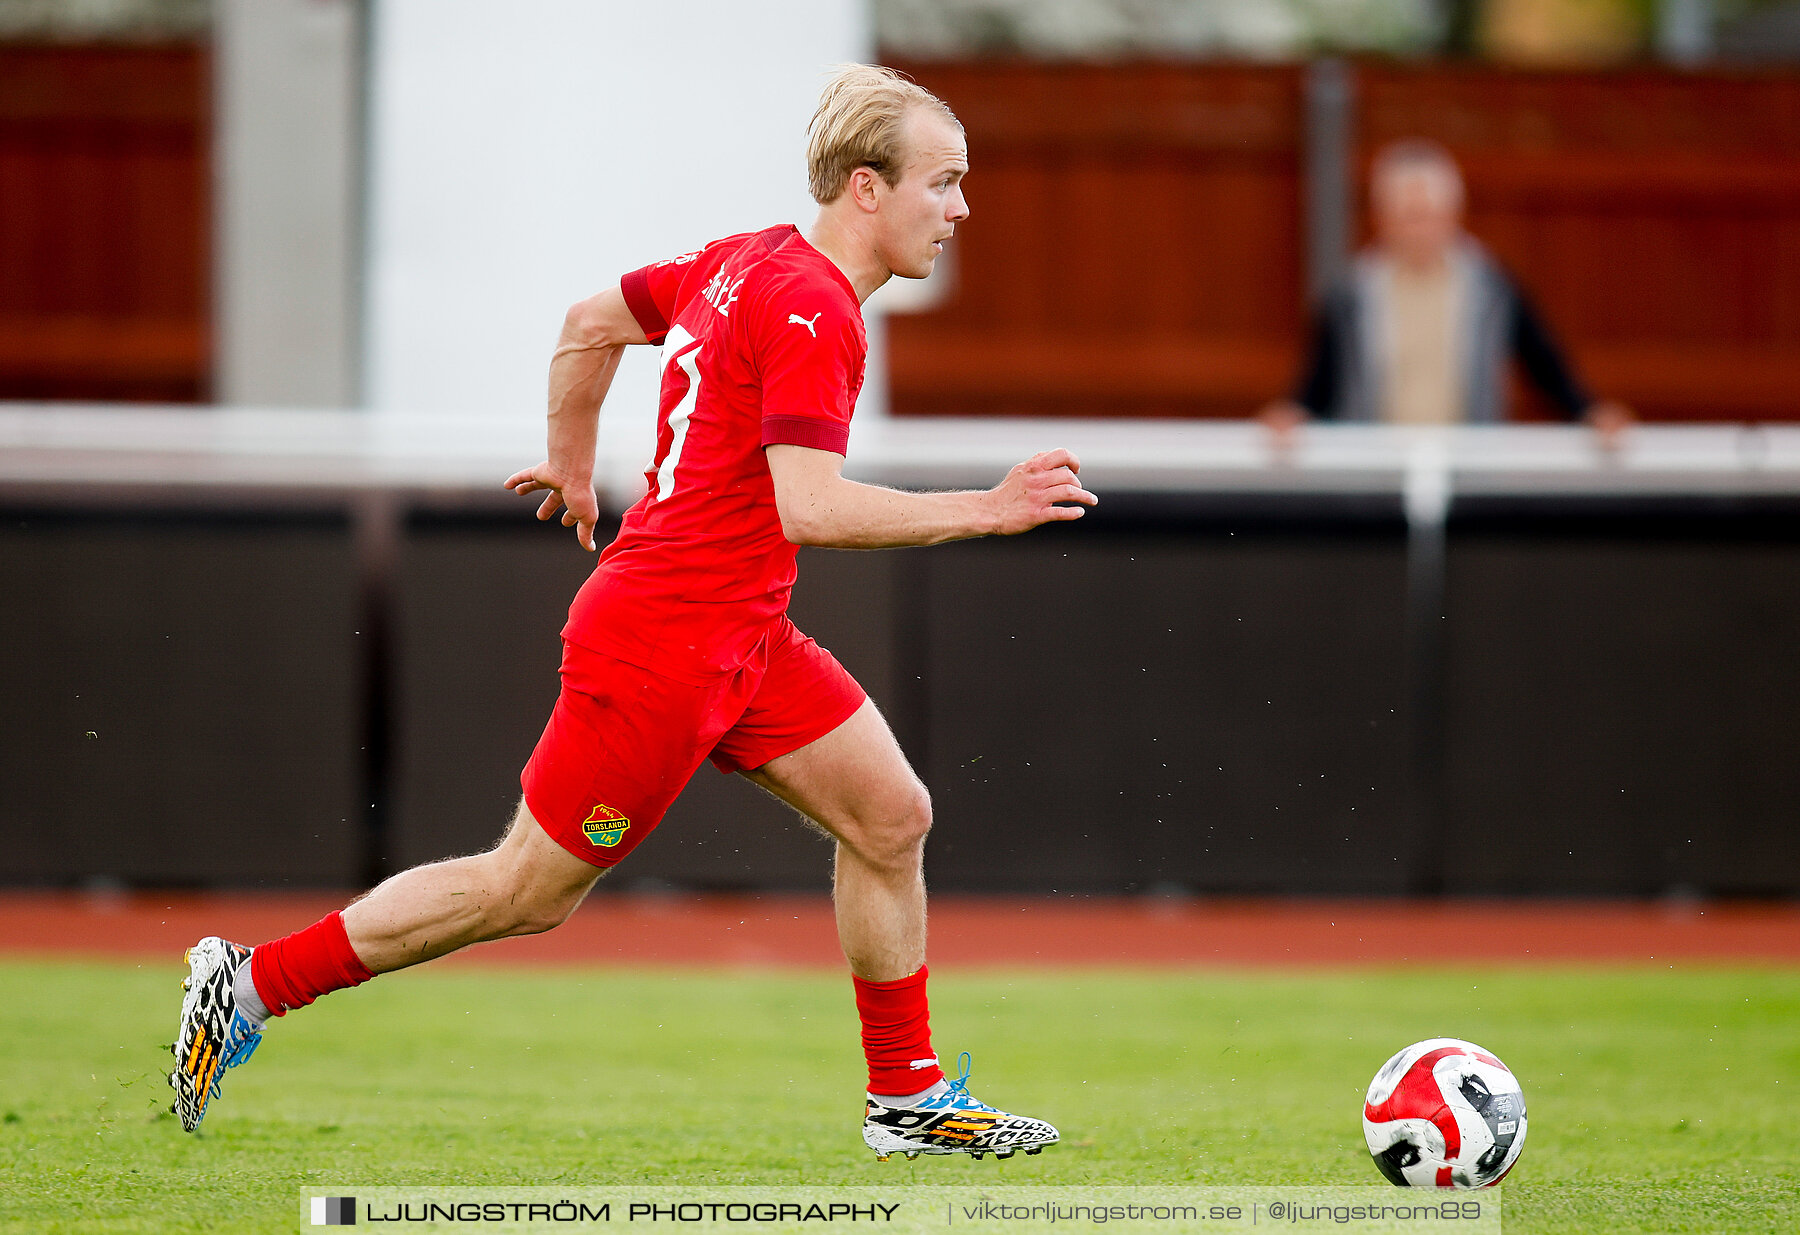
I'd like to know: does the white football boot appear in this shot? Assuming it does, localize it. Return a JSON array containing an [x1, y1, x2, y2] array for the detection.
[[863, 1053, 1058, 1161], [169, 937, 264, 1132]]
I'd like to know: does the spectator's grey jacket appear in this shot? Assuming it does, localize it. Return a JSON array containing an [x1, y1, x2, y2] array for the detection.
[[1295, 238, 1591, 423]]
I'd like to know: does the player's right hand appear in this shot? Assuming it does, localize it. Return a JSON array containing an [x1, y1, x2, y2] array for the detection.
[[990, 449, 1098, 535], [504, 462, 601, 551]]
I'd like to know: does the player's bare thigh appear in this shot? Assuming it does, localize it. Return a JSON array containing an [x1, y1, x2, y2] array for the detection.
[[739, 698, 931, 869]]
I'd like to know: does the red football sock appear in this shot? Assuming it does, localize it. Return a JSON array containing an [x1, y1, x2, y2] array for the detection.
[[853, 965, 945, 1096], [250, 910, 375, 1017]]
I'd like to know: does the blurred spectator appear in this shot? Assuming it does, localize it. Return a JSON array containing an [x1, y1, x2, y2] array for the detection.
[[1262, 140, 1631, 443]]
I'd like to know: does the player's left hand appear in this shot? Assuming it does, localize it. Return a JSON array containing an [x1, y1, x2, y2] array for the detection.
[[989, 449, 1099, 535], [504, 462, 601, 551]]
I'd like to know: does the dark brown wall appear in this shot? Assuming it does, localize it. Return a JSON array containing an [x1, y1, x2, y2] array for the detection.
[[0, 44, 210, 401], [5, 501, 1796, 897], [1441, 510, 1800, 895], [887, 58, 1800, 423], [916, 525, 1412, 894], [0, 513, 358, 885]]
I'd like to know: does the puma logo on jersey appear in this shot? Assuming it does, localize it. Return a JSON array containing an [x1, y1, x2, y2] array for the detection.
[[788, 312, 822, 337]]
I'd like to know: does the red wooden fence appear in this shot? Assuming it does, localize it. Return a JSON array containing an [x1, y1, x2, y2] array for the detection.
[[0, 43, 209, 402], [889, 59, 1800, 422], [885, 61, 1306, 420], [3, 49, 1796, 419]]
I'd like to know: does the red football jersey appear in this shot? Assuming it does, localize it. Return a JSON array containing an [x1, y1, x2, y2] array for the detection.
[[563, 225, 867, 683]]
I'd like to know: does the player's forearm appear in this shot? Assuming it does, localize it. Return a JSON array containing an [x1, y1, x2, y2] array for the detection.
[[543, 340, 623, 481], [781, 477, 999, 549], [542, 287, 645, 480]]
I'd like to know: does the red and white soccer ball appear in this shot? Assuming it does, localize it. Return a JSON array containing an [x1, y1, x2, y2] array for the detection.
[[1362, 1038, 1527, 1189]]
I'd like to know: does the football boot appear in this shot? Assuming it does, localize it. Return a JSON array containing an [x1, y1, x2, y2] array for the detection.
[[169, 937, 264, 1132], [863, 1053, 1058, 1161]]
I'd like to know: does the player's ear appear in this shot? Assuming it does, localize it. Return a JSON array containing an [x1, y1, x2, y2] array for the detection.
[[847, 165, 883, 214]]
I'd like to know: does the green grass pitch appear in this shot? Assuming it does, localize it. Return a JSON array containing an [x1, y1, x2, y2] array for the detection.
[[1, 960, 1795, 1233]]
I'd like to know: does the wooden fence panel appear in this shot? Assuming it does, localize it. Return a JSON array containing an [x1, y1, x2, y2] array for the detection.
[[0, 44, 209, 402], [886, 60, 1305, 419], [887, 59, 1800, 422], [5, 52, 1796, 419], [1358, 64, 1800, 421]]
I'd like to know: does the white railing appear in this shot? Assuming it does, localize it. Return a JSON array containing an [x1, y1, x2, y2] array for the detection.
[[2, 404, 1798, 507]]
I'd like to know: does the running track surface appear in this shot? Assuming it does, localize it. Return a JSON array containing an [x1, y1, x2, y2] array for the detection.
[[2, 893, 1795, 967]]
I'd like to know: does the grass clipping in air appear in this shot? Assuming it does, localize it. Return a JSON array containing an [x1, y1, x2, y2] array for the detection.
[[0, 962, 1795, 1233]]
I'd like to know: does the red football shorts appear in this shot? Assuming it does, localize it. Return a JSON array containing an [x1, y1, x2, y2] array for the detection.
[[520, 617, 866, 868]]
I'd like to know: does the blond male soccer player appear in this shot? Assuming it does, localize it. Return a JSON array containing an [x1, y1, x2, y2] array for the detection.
[[170, 66, 1089, 1161]]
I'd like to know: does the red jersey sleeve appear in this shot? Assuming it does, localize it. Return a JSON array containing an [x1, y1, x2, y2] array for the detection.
[[753, 283, 865, 457], [619, 258, 686, 345]]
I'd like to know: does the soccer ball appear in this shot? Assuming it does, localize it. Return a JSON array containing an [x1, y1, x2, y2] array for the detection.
[[1362, 1038, 1527, 1188]]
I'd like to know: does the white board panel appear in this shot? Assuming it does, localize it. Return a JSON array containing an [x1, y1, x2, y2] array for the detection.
[[364, 0, 874, 494]]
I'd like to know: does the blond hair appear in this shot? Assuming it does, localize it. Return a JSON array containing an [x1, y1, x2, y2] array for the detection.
[[807, 64, 961, 205]]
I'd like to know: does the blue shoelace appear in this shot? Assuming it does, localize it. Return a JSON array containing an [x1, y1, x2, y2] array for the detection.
[[935, 1052, 993, 1111]]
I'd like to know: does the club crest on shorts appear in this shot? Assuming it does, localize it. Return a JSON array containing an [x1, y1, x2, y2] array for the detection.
[[582, 804, 631, 847]]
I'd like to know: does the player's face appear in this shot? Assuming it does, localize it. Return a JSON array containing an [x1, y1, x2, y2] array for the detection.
[[876, 110, 969, 280]]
